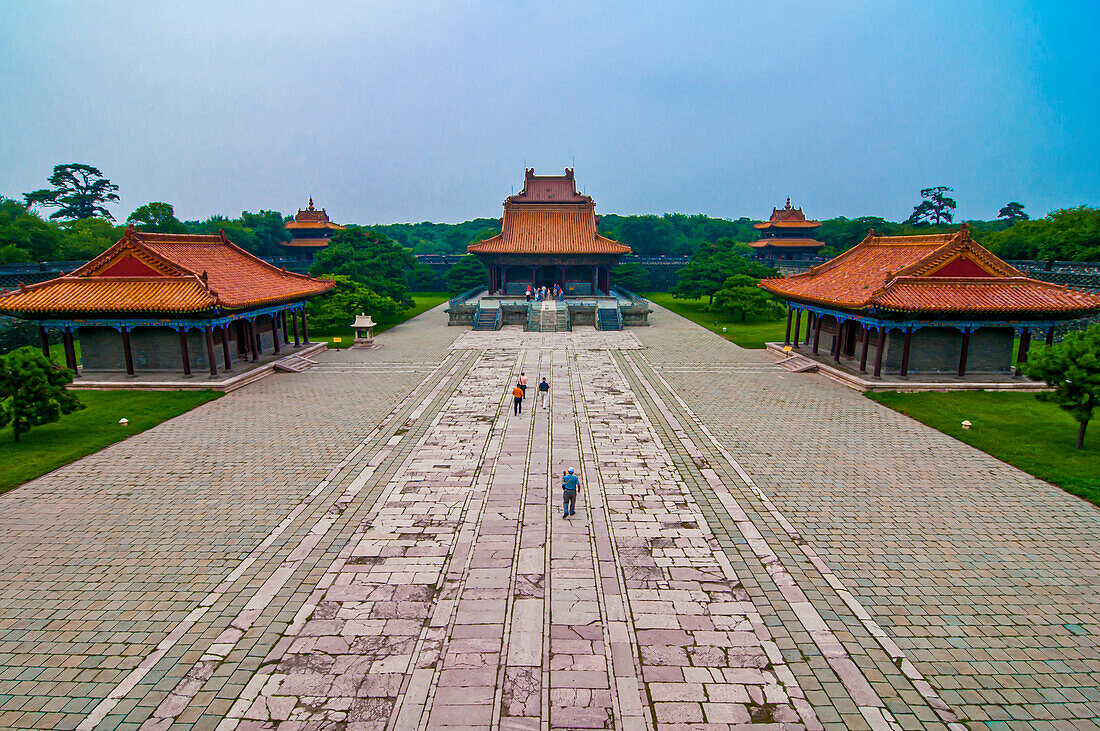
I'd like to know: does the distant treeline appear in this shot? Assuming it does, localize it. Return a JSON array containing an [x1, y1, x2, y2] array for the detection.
[[3, 196, 1099, 264]]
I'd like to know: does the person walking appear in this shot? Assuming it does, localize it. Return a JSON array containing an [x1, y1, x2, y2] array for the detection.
[[517, 372, 527, 397], [512, 384, 524, 415], [561, 468, 579, 518], [525, 285, 532, 301], [537, 376, 549, 408]]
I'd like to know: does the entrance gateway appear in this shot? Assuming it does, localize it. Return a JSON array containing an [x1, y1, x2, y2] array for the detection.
[[447, 168, 651, 331]]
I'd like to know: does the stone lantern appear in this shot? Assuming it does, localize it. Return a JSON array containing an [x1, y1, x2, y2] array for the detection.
[[351, 313, 380, 349]]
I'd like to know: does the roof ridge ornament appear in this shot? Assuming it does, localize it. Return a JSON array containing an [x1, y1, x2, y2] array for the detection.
[[785, 196, 792, 209]]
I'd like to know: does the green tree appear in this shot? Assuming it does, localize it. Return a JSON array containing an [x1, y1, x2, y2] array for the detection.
[[906, 186, 957, 225], [711, 274, 785, 322], [444, 255, 488, 293], [1024, 325, 1100, 449], [406, 259, 441, 292], [58, 217, 123, 260], [24, 164, 120, 221], [610, 262, 651, 293], [986, 206, 1100, 261], [998, 202, 1028, 223], [309, 228, 413, 306], [0, 347, 84, 442], [305, 275, 406, 333], [673, 240, 775, 303], [0, 198, 63, 261], [127, 202, 187, 233]]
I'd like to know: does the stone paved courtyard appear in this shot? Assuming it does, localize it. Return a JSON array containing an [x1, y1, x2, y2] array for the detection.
[[0, 303, 1097, 730]]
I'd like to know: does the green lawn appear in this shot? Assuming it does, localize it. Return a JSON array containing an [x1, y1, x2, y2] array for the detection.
[[866, 390, 1100, 506], [313, 293, 450, 348], [648, 293, 787, 349], [0, 389, 222, 494]]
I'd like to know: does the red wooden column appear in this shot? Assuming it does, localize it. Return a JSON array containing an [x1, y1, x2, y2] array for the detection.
[[120, 327, 135, 376], [204, 326, 218, 376], [252, 319, 262, 358], [957, 327, 971, 378], [178, 328, 192, 376], [812, 315, 823, 354], [220, 325, 232, 370], [271, 315, 281, 355], [501, 267, 508, 293], [1045, 327, 1054, 346], [804, 313, 813, 345], [246, 320, 257, 361], [282, 311, 291, 344], [858, 324, 870, 372], [833, 321, 844, 363], [899, 327, 913, 377], [38, 327, 50, 359], [300, 310, 310, 344], [292, 312, 301, 347], [872, 326, 886, 378], [791, 310, 801, 348], [1014, 327, 1031, 377], [62, 327, 78, 372], [784, 307, 793, 345]]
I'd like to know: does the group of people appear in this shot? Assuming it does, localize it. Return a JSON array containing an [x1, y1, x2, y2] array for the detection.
[[509, 373, 581, 519], [525, 284, 565, 302]]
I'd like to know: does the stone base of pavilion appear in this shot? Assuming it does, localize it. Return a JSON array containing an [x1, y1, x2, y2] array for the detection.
[[69, 341, 327, 393], [765, 342, 1048, 393]]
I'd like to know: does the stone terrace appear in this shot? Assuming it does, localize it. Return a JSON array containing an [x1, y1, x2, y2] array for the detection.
[[0, 307, 1094, 730]]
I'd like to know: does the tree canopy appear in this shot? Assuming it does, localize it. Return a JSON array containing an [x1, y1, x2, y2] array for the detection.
[[711, 274, 784, 322], [984, 206, 1100, 261], [310, 227, 414, 307], [905, 186, 957, 225], [1024, 325, 1100, 449], [0, 347, 84, 442], [672, 240, 775, 303], [128, 202, 187, 233], [24, 164, 120, 221], [998, 202, 1028, 223], [609, 262, 651, 293], [444, 254, 488, 293]]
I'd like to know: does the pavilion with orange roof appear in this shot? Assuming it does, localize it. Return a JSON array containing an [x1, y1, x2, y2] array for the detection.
[[761, 224, 1100, 378], [0, 227, 333, 377], [468, 168, 630, 296], [282, 198, 345, 260], [751, 198, 826, 260]]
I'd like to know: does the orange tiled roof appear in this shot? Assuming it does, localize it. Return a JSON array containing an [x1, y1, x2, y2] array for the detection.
[[285, 198, 345, 230], [509, 168, 591, 204], [468, 170, 629, 256], [0, 228, 333, 316], [754, 197, 821, 230], [749, 238, 825, 249], [283, 237, 333, 247], [760, 225, 1100, 315]]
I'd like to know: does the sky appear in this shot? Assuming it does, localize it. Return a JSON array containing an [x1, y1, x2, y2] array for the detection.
[[1, 1, 1098, 225]]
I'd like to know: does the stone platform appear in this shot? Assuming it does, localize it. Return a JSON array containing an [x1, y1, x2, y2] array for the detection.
[[0, 302, 1096, 730]]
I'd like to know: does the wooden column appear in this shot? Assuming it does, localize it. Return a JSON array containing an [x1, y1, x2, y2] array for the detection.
[[179, 328, 191, 376], [246, 320, 257, 360], [858, 324, 870, 372], [220, 325, 232, 370], [1045, 327, 1054, 346], [205, 326, 218, 376], [957, 328, 971, 378], [252, 319, 262, 358], [1014, 327, 1031, 377], [812, 315, 822, 354], [833, 321, 844, 362], [301, 310, 310, 344], [784, 308, 792, 345], [899, 327, 913, 377], [791, 310, 801, 348], [590, 267, 596, 295], [292, 311, 301, 347], [872, 326, 885, 378], [62, 327, 78, 372], [501, 267, 508, 293], [38, 327, 50, 359], [120, 327, 135, 376], [804, 313, 813, 345], [271, 315, 281, 355], [282, 311, 291, 344]]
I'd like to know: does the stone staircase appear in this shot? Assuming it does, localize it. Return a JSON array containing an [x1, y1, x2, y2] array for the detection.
[[596, 303, 622, 331], [473, 302, 501, 330], [526, 301, 571, 332]]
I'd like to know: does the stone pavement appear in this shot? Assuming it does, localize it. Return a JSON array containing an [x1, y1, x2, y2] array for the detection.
[[0, 307, 1095, 730]]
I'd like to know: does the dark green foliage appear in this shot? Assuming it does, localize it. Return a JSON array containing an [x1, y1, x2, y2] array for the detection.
[[998, 202, 1028, 223], [309, 228, 413, 307], [610, 262, 650, 293], [0, 348, 84, 442], [711, 274, 784, 322], [406, 259, 442, 292], [444, 255, 488, 293], [24, 164, 120, 221], [0, 198, 64, 262], [1024, 325, 1100, 449], [985, 206, 1100, 261], [905, 186, 957, 225], [673, 240, 775, 303], [0, 318, 59, 356], [186, 210, 291, 258], [374, 219, 501, 255], [305, 275, 406, 334], [597, 213, 758, 257], [127, 202, 187, 233], [57, 217, 124, 260]]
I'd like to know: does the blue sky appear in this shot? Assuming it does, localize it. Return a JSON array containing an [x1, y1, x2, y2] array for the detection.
[[1, 1, 1097, 224]]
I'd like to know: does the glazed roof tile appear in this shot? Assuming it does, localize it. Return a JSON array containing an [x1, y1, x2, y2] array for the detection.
[[0, 228, 333, 316], [754, 197, 821, 230], [749, 237, 825, 248], [760, 225, 1100, 315]]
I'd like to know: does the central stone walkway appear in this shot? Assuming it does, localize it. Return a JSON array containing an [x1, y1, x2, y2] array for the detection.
[[0, 305, 1097, 730]]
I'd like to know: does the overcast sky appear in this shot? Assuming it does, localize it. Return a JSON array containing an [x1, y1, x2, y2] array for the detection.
[[2, 1, 1097, 225]]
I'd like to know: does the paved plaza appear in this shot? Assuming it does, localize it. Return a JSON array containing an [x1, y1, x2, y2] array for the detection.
[[0, 303, 1097, 730]]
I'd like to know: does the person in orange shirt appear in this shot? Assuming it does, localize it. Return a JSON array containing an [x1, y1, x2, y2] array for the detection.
[[512, 385, 525, 415]]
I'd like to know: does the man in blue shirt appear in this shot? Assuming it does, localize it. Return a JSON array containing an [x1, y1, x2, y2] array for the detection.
[[562, 467, 580, 518]]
